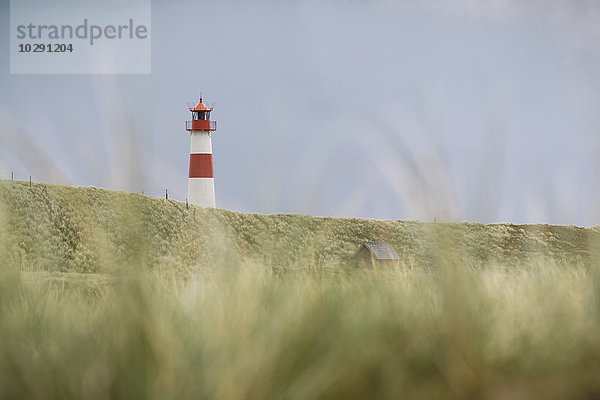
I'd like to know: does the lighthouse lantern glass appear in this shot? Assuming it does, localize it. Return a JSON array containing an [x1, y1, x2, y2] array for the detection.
[[192, 111, 210, 121]]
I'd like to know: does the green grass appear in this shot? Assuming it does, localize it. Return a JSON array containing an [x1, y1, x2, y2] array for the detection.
[[1, 180, 600, 398], [1, 180, 598, 273]]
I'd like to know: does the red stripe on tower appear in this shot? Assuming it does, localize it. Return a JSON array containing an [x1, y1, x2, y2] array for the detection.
[[189, 154, 214, 178]]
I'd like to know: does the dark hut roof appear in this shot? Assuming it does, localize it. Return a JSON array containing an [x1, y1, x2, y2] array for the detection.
[[362, 242, 401, 260]]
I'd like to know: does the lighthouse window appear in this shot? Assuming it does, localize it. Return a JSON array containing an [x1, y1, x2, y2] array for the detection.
[[192, 111, 210, 120]]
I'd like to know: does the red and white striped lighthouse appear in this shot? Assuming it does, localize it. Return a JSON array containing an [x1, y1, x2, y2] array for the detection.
[[185, 97, 217, 207]]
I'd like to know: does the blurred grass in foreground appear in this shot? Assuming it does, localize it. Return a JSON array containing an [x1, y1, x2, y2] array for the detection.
[[1, 264, 600, 399], [1, 180, 600, 399]]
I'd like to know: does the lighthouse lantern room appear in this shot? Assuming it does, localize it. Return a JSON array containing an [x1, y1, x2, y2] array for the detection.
[[185, 97, 217, 207]]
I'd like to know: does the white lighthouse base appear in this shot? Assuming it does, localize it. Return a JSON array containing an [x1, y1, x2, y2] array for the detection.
[[188, 178, 216, 208]]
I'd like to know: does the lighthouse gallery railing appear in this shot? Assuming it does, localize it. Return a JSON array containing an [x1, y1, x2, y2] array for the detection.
[[186, 120, 217, 131]]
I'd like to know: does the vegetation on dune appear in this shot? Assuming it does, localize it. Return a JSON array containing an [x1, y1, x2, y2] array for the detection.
[[1, 180, 600, 398], [0, 180, 598, 273]]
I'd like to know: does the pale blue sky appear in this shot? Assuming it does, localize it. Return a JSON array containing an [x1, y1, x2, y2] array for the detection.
[[1, 0, 600, 225]]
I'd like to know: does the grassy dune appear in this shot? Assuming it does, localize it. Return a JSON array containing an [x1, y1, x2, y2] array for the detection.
[[1, 180, 600, 399], [1, 180, 598, 273]]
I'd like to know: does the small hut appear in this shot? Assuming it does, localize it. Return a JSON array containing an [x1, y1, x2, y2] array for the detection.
[[355, 242, 401, 269]]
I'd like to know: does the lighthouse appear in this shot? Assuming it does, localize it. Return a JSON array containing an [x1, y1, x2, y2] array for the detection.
[[185, 97, 217, 207]]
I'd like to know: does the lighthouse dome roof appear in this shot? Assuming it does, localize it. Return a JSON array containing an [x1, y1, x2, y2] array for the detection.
[[190, 97, 213, 111]]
